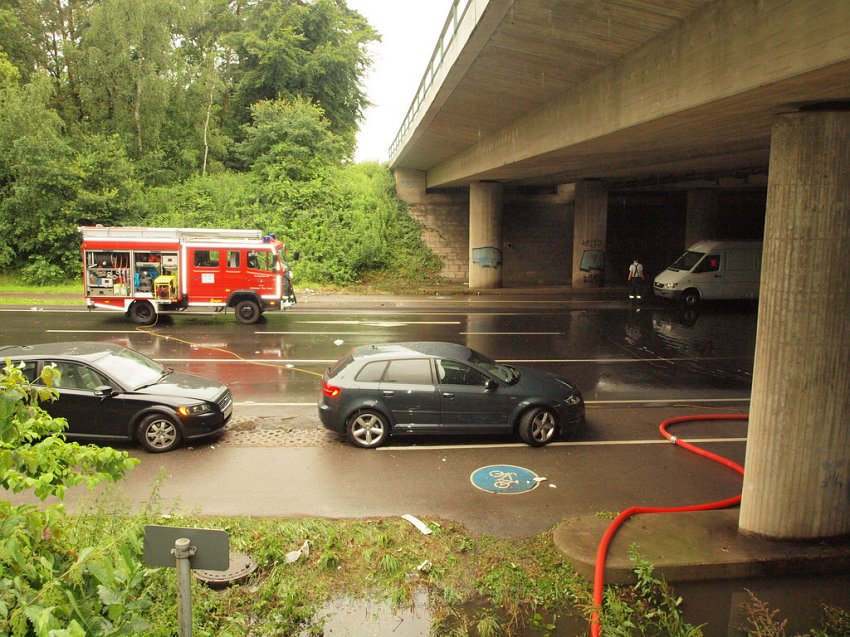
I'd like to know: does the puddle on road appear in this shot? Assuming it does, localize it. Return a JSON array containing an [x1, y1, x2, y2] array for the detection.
[[298, 575, 850, 636], [306, 590, 432, 636], [302, 589, 588, 636]]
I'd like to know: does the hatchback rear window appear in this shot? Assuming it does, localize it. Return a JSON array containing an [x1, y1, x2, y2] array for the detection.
[[355, 361, 387, 383], [327, 352, 355, 378]]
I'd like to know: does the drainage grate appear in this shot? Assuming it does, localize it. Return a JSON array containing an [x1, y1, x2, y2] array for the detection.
[[194, 552, 257, 588]]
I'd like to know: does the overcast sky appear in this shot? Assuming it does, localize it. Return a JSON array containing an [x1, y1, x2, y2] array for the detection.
[[347, 0, 456, 163]]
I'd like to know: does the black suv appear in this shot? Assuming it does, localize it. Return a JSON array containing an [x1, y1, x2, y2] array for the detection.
[[2, 342, 232, 452]]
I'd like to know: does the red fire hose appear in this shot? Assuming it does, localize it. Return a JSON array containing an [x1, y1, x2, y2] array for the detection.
[[590, 414, 747, 636]]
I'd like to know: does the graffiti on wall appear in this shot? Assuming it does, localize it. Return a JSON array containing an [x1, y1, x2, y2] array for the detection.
[[579, 246, 605, 286]]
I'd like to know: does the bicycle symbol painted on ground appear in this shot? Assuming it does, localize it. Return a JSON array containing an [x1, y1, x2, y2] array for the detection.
[[470, 465, 540, 495], [489, 470, 519, 490]]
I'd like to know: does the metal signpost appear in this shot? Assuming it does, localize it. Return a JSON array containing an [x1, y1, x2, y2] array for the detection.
[[144, 525, 230, 637]]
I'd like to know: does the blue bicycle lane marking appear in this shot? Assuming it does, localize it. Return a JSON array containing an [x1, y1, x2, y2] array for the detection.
[[470, 464, 541, 495]]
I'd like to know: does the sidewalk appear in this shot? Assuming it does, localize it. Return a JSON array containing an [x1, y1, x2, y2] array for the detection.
[[1, 285, 637, 310]]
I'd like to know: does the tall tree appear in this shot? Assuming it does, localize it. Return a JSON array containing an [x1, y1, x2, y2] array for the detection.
[[223, 0, 377, 158], [73, 0, 182, 159]]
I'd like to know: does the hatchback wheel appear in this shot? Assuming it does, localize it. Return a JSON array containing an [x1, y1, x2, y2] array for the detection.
[[138, 414, 182, 453], [347, 410, 389, 448], [519, 407, 557, 446]]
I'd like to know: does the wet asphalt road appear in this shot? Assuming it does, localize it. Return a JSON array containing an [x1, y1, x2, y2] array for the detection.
[[0, 291, 754, 536]]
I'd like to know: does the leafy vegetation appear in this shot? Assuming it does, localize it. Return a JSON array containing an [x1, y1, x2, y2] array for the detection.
[[0, 0, 442, 287], [0, 359, 140, 635]]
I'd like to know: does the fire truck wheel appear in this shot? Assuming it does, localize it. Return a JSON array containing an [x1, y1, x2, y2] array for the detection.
[[129, 301, 156, 325], [235, 299, 261, 324], [137, 414, 182, 453]]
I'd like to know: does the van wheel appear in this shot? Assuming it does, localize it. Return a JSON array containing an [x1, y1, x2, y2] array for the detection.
[[682, 289, 701, 307], [129, 301, 156, 325], [235, 300, 261, 324]]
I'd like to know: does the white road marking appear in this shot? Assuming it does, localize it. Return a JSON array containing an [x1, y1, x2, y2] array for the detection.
[[235, 398, 748, 407], [47, 329, 147, 334], [237, 402, 315, 406], [377, 437, 748, 451], [297, 320, 460, 325], [586, 398, 750, 405], [460, 332, 563, 335]]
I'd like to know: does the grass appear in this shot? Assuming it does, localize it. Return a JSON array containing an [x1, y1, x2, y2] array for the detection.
[[0, 274, 83, 305], [64, 499, 592, 636], [57, 502, 850, 637]]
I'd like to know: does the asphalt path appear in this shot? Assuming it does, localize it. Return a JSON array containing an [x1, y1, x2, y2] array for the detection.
[[1, 292, 753, 536]]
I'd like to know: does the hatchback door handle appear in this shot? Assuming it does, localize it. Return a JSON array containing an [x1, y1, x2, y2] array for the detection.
[[382, 390, 394, 397], [442, 393, 455, 399]]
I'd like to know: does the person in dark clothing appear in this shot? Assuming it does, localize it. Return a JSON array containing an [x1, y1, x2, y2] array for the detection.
[[628, 258, 644, 299]]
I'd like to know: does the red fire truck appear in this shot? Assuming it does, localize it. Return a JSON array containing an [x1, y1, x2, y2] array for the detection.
[[79, 226, 296, 325]]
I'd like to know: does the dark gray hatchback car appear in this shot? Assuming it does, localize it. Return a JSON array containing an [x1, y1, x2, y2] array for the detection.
[[1, 342, 233, 452], [318, 341, 584, 448]]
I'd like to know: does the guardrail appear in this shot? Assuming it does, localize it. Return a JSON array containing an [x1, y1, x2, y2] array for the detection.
[[388, 0, 473, 162]]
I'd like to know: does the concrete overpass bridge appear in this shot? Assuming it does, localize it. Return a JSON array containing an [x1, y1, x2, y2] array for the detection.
[[387, 0, 850, 542]]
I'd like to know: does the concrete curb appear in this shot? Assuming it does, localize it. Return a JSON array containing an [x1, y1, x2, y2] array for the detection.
[[553, 509, 850, 584]]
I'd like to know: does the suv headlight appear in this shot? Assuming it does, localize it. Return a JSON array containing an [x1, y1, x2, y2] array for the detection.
[[178, 403, 213, 417]]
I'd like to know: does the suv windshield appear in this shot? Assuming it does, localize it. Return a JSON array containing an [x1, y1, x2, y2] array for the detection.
[[669, 250, 704, 272], [97, 348, 165, 390]]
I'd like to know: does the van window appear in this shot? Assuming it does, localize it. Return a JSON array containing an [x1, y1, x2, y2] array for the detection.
[[694, 254, 720, 273], [670, 251, 704, 271]]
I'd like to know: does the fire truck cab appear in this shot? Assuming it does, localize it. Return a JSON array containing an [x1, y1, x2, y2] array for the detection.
[[79, 226, 296, 325]]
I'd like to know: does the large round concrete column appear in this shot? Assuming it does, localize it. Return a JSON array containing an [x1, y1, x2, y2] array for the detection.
[[739, 111, 850, 539], [469, 182, 503, 289], [685, 190, 719, 247], [571, 180, 608, 287]]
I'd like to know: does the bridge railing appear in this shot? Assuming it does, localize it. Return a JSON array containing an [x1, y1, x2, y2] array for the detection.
[[388, 0, 472, 162]]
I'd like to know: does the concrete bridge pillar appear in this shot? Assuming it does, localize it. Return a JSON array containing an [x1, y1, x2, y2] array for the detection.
[[393, 168, 427, 204], [685, 190, 719, 246], [739, 110, 850, 539], [571, 180, 608, 288], [469, 182, 503, 289]]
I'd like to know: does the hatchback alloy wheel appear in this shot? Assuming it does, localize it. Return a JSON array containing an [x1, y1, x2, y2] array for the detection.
[[348, 410, 389, 448], [519, 407, 557, 447]]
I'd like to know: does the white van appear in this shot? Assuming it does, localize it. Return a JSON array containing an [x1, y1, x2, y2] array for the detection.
[[653, 240, 762, 306]]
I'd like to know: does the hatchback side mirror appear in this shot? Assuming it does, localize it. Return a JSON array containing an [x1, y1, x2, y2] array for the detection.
[[484, 379, 498, 391]]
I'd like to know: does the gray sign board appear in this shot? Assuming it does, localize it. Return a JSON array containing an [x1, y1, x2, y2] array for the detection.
[[144, 525, 230, 571]]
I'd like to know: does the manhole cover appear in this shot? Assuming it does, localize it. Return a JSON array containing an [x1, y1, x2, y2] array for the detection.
[[470, 464, 541, 495], [194, 552, 257, 588]]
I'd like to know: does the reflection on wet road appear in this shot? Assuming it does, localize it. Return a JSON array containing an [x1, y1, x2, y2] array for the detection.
[[0, 301, 757, 410]]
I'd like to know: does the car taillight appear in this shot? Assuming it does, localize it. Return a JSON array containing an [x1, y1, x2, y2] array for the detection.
[[322, 379, 341, 398]]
